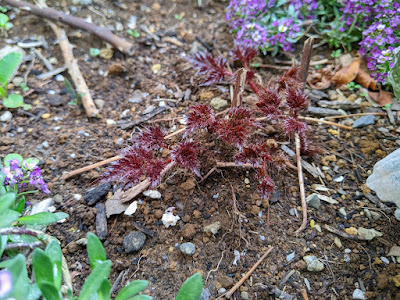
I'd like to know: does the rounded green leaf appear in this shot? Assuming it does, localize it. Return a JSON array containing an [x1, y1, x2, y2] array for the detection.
[[0, 13, 8, 27], [175, 273, 203, 300], [87, 232, 106, 269], [32, 248, 54, 286], [45, 240, 62, 289], [0, 52, 22, 86], [3, 93, 24, 108], [38, 281, 61, 300], [0, 192, 16, 213], [4, 153, 23, 166], [115, 280, 149, 300]]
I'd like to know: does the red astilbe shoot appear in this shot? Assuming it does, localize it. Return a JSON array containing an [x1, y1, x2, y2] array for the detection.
[[171, 141, 202, 177], [231, 44, 258, 68], [215, 107, 258, 147], [276, 67, 302, 91], [132, 126, 167, 150], [285, 86, 309, 116], [235, 142, 274, 167], [95, 146, 167, 189], [185, 104, 216, 135], [257, 171, 276, 200], [255, 84, 282, 120], [189, 52, 229, 86]]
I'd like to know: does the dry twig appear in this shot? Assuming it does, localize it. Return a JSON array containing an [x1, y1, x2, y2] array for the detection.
[[225, 247, 274, 298], [3, 0, 135, 55], [46, 21, 99, 117]]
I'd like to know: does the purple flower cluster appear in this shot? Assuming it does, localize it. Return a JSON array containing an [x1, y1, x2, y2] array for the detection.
[[342, 0, 400, 82], [2, 159, 50, 194], [0, 269, 12, 298], [226, 0, 318, 52]]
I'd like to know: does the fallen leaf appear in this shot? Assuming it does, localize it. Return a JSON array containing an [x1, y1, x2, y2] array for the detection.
[[388, 246, 400, 257], [355, 69, 377, 90], [332, 59, 360, 85], [307, 75, 331, 90], [368, 91, 380, 102], [377, 90, 393, 106]]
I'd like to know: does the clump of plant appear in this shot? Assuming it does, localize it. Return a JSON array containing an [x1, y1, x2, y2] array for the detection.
[[0, 52, 30, 109], [225, 0, 400, 84], [96, 44, 317, 199], [0, 230, 203, 299], [0, 11, 13, 35]]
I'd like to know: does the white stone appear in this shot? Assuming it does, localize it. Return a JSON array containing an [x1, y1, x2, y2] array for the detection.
[[352, 288, 366, 299], [367, 148, 400, 208], [0, 111, 12, 122], [162, 212, 180, 228], [31, 198, 54, 215], [143, 190, 161, 199], [124, 201, 138, 216]]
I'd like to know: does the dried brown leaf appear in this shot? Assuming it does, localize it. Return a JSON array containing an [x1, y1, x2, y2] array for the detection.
[[331, 59, 360, 85], [355, 69, 377, 90], [377, 90, 393, 106]]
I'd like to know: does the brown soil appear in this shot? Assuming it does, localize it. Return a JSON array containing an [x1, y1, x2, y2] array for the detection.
[[1, 0, 400, 299]]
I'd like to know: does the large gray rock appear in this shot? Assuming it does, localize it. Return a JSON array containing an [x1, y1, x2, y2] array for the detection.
[[367, 148, 400, 208]]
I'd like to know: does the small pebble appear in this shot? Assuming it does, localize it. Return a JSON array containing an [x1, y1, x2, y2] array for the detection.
[[352, 115, 375, 128], [240, 291, 249, 300], [143, 190, 161, 199], [218, 288, 226, 294], [203, 222, 221, 235], [180, 242, 196, 256], [41, 113, 51, 119], [41, 141, 49, 148], [106, 119, 116, 125], [381, 256, 390, 264], [287, 252, 295, 262], [352, 288, 366, 299], [0, 111, 13, 122], [73, 194, 82, 201], [143, 105, 156, 114], [303, 255, 324, 272], [123, 231, 146, 253], [55, 75, 64, 81]]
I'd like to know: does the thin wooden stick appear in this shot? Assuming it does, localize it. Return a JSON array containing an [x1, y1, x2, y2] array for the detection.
[[225, 247, 274, 298], [294, 38, 314, 235], [62, 156, 120, 180], [294, 134, 307, 235], [301, 117, 352, 130], [325, 112, 386, 120], [47, 21, 99, 117], [300, 289, 309, 300], [3, 0, 135, 55]]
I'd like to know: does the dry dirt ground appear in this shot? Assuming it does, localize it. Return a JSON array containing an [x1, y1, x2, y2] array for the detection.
[[1, 0, 400, 299]]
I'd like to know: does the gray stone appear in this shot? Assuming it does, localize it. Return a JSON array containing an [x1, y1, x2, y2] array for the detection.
[[307, 106, 341, 116], [317, 100, 360, 110], [240, 291, 249, 300], [95, 99, 105, 109], [96, 203, 108, 241], [210, 97, 228, 110], [53, 194, 63, 204], [123, 231, 146, 253], [352, 288, 366, 300], [0, 111, 12, 122], [180, 242, 196, 256], [306, 193, 321, 209], [199, 288, 211, 300], [84, 182, 112, 206], [353, 115, 376, 128], [303, 255, 324, 272], [367, 148, 400, 208], [49, 95, 66, 107], [129, 90, 146, 103]]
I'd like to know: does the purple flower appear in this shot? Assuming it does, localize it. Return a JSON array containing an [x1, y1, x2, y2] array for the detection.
[[28, 167, 50, 194], [0, 269, 12, 297]]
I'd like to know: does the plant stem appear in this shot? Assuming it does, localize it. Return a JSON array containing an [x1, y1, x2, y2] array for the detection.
[[294, 133, 307, 235], [17, 190, 39, 196], [4, 241, 43, 250]]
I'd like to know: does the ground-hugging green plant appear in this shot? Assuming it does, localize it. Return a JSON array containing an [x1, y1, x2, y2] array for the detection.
[[0, 231, 204, 300], [0, 52, 30, 109], [388, 47, 400, 100]]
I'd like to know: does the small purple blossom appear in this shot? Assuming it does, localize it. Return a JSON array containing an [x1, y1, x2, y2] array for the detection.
[[0, 269, 12, 298]]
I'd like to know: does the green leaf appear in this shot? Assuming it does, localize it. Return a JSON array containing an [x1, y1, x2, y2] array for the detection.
[[4, 153, 23, 166], [38, 281, 61, 300], [89, 48, 101, 57], [17, 212, 68, 225], [32, 248, 54, 286], [3, 93, 24, 108], [131, 296, 152, 300], [24, 157, 40, 169], [45, 240, 63, 289], [9, 233, 39, 244], [0, 192, 16, 213], [0, 209, 21, 227], [127, 29, 140, 38], [115, 280, 149, 300], [14, 196, 26, 213], [78, 260, 112, 300], [64, 78, 77, 100], [97, 279, 111, 300], [87, 232, 107, 269], [0, 235, 7, 258], [175, 273, 203, 300], [0, 13, 8, 27], [0, 52, 22, 87], [388, 48, 400, 100]]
